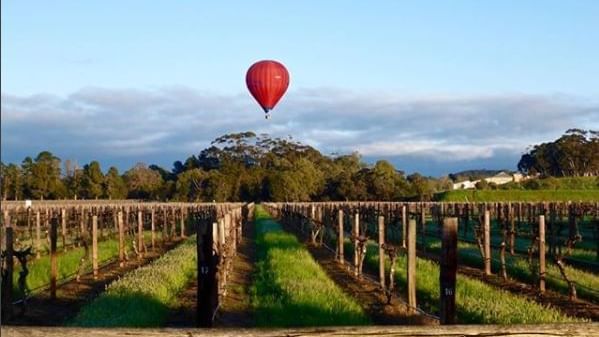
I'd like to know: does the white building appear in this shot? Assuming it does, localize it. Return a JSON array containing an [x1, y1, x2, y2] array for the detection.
[[452, 171, 529, 190]]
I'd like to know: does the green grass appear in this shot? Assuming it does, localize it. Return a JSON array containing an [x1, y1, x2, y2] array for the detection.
[[423, 239, 599, 303], [70, 236, 197, 327], [435, 189, 599, 202], [347, 241, 584, 323], [422, 220, 597, 264], [13, 231, 154, 296], [251, 206, 369, 327]]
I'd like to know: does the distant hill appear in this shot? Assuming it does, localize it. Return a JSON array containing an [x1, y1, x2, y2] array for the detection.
[[448, 169, 514, 182]]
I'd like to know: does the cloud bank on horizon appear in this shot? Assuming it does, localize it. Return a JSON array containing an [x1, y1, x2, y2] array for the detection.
[[2, 87, 598, 176]]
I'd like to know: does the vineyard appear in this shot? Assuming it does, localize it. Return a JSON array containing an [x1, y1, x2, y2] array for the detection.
[[1, 200, 598, 336]]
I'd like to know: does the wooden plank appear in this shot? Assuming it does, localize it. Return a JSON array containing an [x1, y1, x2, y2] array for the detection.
[[3, 324, 599, 337], [407, 218, 417, 312], [440, 217, 458, 324]]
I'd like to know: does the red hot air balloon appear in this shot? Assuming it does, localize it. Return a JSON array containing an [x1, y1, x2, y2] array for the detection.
[[246, 60, 289, 119]]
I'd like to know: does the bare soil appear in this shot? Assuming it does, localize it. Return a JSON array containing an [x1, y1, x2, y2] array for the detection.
[[165, 221, 256, 327], [6, 239, 183, 326], [280, 221, 438, 326], [417, 250, 599, 321]]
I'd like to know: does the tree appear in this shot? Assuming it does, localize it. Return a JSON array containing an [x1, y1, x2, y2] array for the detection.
[[367, 160, 398, 200], [0, 163, 23, 200], [21, 151, 65, 199], [265, 157, 324, 201], [81, 161, 104, 199], [407, 173, 434, 201], [174, 168, 207, 201], [518, 129, 599, 177], [124, 163, 164, 199], [104, 167, 127, 199]]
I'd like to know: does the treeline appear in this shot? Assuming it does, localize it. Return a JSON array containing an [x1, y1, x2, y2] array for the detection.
[[518, 129, 599, 177], [0, 132, 450, 202]]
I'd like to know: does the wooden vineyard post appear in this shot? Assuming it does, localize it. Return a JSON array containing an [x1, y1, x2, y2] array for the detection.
[[61, 208, 67, 251], [1, 210, 7, 251], [484, 210, 492, 276], [309, 205, 317, 245], [151, 208, 156, 251], [138, 210, 144, 258], [118, 211, 125, 267], [237, 206, 241, 244], [50, 214, 58, 299], [226, 213, 235, 254], [421, 206, 426, 253], [92, 215, 99, 279], [407, 219, 417, 312], [81, 207, 87, 237], [338, 209, 344, 264], [378, 215, 386, 290], [35, 211, 41, 259], [163, 208, 169, 242], [172, 208, 177, 238], [401, 205, 407, 248], [197, 220, 218, 327], [1, 213, 13, 319], [180, 207, 185, 238], [353, 211, 360, 277], [237, 208, 243, 245], [510, 204, 516, 255], [440, 217, 458, 324], [539, 215, 546, 294]]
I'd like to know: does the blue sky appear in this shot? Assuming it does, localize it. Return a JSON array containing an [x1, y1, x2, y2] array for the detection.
[[2, 1, 599, 176]]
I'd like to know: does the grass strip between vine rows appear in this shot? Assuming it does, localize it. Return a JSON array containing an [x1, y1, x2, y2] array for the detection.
[[251, 206, 369, 327], [13, 231, 154, 296], [70, 236, 196, 327], [351, 241, 585, 323], [423, 239, 599, 303]]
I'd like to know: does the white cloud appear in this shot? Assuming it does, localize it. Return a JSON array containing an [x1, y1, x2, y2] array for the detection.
[[1, 87, 598, 174]]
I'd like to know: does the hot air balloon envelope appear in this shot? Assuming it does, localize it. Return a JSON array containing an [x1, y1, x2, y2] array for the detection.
[[246, 60, 289, 118]]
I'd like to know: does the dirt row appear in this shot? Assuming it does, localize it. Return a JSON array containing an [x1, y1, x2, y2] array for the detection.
[[9, 210, 595, 327], [167, 211, 597, 327], [416, 250, 599, 321], [166, 215, 438, 327], [6, 239, 183, 326], [165, 219, 256, 327]]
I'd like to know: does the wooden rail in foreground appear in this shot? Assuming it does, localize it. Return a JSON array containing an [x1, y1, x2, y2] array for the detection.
[[2, 324, 598, 337]]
